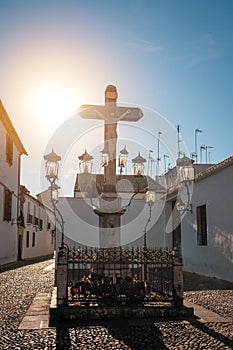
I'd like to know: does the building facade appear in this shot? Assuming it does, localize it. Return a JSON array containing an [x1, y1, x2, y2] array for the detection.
[[0, 100, 27, 265], [165, 157, 233, 282], [181, 156, 233, 282], [19, 186, 55, 260]]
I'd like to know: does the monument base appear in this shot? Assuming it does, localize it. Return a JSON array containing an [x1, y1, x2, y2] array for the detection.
[[49, 288, 193, 323]]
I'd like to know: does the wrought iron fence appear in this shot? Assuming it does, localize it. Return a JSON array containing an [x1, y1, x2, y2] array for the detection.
[[66, 246, 175, 305]]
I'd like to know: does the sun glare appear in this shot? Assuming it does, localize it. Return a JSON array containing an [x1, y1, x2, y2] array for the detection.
[[32, 82, 78, 128]]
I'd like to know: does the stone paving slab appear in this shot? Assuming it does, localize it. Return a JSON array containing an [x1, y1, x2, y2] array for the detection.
[[184, 300, 232, 323], [18, 293, 51, 330]]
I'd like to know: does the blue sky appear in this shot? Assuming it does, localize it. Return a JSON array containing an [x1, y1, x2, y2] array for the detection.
[[1, 0, 233, 195]]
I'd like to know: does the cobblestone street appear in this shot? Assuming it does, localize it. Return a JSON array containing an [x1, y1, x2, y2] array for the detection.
[[0, 259, 232, 350]]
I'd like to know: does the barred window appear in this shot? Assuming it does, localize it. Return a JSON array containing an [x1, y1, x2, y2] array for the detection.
[[197, 204, 207, 246], [6, 133, 13, 166], [4, 188, 12, 221]]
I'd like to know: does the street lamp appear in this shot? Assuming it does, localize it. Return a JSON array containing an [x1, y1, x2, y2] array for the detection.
[[44, 148, 61, 183], [144, 190, 156, 248], [44, 149, 65, 248], [176, 155, 194, 213], [118, 145, 128, 174], [143, 190, 155, 282]]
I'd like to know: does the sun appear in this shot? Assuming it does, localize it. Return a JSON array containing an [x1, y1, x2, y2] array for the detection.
[[31, 81, 78, 128]]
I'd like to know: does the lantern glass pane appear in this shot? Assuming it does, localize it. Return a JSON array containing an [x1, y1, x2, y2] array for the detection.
[[146, 191, 155, 204], [46, 161, 58, 178], [79, 161, 93, 173], [52, 188, 58, 202], [134, 164, 144, 175], [119, 154, 127, 167]]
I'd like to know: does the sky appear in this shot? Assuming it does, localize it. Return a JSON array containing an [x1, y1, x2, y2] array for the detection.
[[1, 0, 233, 196]]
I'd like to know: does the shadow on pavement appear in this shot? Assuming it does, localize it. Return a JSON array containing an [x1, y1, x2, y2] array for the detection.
[[0, 255, 54, 273], [53, 319, 168, 349], [189, 320, 233, 348]]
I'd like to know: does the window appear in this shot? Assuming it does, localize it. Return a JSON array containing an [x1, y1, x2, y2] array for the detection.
[[6, 133, 13, 166], [197, 205, 207, 246], [39, 219, 43, 230], [26, 231, 30, 248], [47, 220, 51, 230], [4, 188, 12, 221], [32, 232, 36, 247]]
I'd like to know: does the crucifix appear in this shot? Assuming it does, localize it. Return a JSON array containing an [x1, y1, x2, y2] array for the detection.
[[78, 85, 143, 247]]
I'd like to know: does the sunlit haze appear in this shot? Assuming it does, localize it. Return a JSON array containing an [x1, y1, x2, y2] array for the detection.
[[1, 0, 233, 196]]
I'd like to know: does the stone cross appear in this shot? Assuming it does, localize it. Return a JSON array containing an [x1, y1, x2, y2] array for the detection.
[[78, 85, 143, 248], [79, 85, 143, 194]]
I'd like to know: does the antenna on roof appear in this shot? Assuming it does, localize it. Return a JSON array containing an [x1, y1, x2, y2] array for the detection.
[[177, 125, 182, 159], [147, 149, 154, 177], [205, 146, 214, 163], [164, 154, 169, 173], [156, 131, 162, 177]]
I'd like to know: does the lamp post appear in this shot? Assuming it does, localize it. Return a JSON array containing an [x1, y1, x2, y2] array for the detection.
[[144, 190, 156, 248], [172, 156, 194, 306], [44, 149, 65, 248], [176, 155, 194, 214], [143, 190, 155, 282]]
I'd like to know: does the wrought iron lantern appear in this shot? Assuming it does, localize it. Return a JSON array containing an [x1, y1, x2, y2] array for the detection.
[[146, 190, 156, 206], [44, 149, 64, 248], [132, 152, 147, 175], [176, 156, 194, 213], [119, 145, 128, 174], [44, 148, 61, 183], [78, 149, 93, 173], [176, 156, 194, 184]]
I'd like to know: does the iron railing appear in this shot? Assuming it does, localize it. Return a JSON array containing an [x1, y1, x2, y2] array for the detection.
[[66, 246, 175, 305]]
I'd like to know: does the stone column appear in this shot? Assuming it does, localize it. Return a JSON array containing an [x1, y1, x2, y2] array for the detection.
[[56, 247, 68, 306], [172, 201, 184, 306], [172, 250, 184, 306]]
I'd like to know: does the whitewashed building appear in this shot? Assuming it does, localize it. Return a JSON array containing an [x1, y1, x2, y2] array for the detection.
[[0, 100, 27, 265], [181, 156, 233, 282], [165, 157, 233, 282], [19, 186, 55, 260]]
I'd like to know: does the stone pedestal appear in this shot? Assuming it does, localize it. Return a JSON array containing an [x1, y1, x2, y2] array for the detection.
[[94, 193, 126, 248], [172, 254, 184, 307]]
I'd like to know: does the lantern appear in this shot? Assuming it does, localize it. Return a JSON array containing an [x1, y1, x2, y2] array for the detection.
[[44, 149, 61, 183], [78, 149, 93, 173], [132, 152, 146, 175]]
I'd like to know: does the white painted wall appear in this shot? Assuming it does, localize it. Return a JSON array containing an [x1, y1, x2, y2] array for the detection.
[[56, 196, 166, 249], [0, 119, 20, 265], [182, 166, 233, 282], [20, 194, 55, 259]]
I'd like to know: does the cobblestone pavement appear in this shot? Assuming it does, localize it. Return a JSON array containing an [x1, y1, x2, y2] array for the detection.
[[0, 259, 232, 350]]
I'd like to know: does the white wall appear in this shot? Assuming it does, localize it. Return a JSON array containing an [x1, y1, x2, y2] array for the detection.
[[0, 120, 20, 265], [20, 195, 55, 259], [182, 166, 233, 282], [57, 196, 166, 249]]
